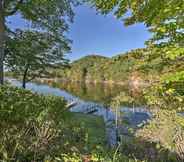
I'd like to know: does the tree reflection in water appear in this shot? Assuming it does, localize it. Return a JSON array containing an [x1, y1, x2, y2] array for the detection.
[[48, 80, 145, 107]]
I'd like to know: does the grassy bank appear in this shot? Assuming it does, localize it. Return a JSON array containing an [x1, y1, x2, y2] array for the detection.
[[68, 113, 106, 148]]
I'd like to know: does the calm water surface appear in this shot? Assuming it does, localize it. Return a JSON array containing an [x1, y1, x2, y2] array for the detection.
[[48, 80, 146, 107]]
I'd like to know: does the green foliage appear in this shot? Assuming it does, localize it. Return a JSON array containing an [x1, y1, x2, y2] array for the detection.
[[54, 48, 157, 84], [0, 0, 78, 84], [0, 85, 149, 162], [0, 85, 66, 122], [89, 0, 184, 46], [136, 109, 184, 161], [0, 85, 69, 161], [1, 0, 184, 161], [88, 0, 184, 96], [66, 113, 106, 150], [4, 0, 77, 38], [0, 86, 86, 161], [87, 1, 184, 161], [5, 29, 70, 88], [63, 55, 110, 82]]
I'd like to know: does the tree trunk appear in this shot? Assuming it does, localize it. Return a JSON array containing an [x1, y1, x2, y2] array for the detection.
[[22, 66, 29, 89], [22, 77, 26, 89], [0, 0, 5, 85]]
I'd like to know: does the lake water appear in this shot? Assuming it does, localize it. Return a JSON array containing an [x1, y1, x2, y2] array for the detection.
[[7, 78, 151, 147], [44, 80, 147, 106]]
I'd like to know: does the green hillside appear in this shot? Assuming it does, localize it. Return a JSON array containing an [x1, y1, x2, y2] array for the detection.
[[52, 48, 169, 84]]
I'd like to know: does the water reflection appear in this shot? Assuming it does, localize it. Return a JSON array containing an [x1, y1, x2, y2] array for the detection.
[[46, 80, 145, 107]]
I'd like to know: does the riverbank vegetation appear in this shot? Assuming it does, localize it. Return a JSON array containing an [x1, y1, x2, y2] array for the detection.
[[0, 85, 145, 161]]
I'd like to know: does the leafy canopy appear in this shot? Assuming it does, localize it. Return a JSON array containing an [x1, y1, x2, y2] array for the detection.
[[89, 0, 184, 45], [5, 0, 77, 33], [3, 0, 79, 55], [5, 30, 70, 87], [89, 0, 184, 110]]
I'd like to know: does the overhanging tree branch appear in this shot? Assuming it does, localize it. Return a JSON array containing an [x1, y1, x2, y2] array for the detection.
[[6, 0, 24, 16], [27, 69, 45, 82]]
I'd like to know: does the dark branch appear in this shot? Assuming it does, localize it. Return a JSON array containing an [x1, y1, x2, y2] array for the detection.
[[27, 70, 45, 82], [6, 0, 24, 16]]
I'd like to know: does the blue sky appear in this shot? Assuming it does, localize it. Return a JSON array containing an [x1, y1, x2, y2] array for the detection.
[[67, 5, 151, 60], [8, 4, 151, 61]]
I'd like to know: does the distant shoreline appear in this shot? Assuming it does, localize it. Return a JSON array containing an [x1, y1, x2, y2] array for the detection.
[[37, 77, 128, 86], [36, 77, 151, 88]]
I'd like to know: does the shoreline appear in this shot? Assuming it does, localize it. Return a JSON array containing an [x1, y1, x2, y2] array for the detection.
[[36, 77, 151, 88], [37, 77, 129, 86]]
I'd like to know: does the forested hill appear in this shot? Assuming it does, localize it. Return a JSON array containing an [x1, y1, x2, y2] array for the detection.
[[72, 55, 109, 66], [51, 48, 183, 84]]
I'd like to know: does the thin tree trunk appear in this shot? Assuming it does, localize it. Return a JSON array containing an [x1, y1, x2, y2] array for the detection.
[[0, 0, 5, 85], [22, 66, 29, 89], [22, 76, 26, 89]]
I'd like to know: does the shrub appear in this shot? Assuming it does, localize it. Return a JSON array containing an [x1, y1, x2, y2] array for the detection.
[[0, 85, 71, 161]]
